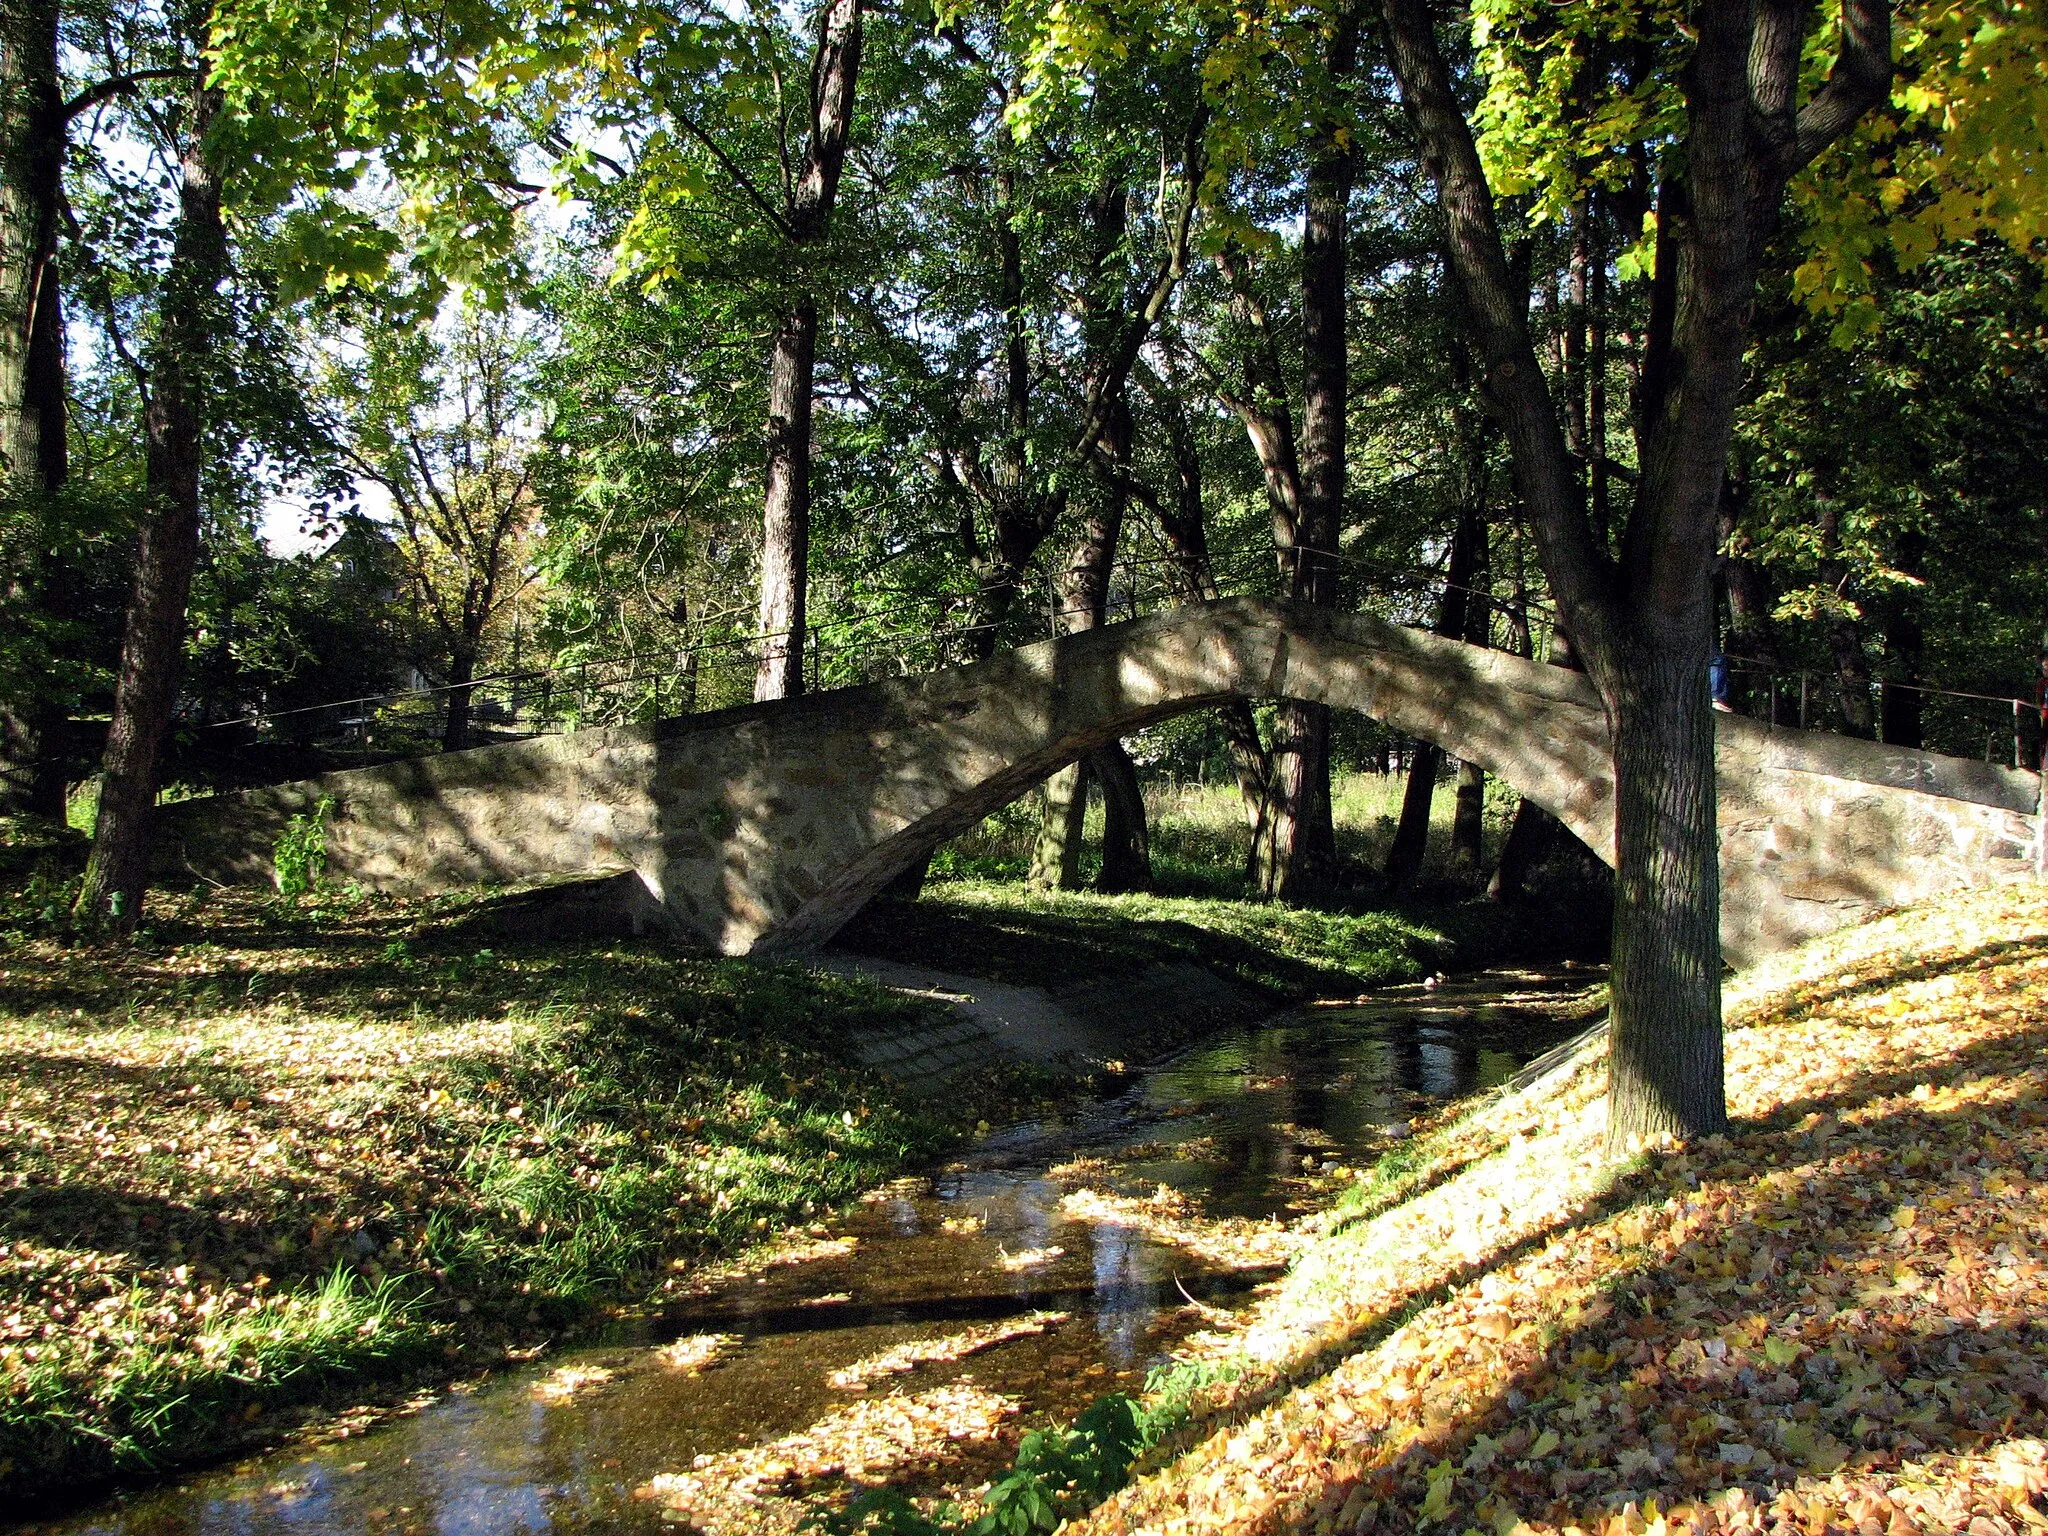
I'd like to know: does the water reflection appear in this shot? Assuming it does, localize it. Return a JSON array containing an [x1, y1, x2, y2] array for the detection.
[[29, 968, 1596, 1536]]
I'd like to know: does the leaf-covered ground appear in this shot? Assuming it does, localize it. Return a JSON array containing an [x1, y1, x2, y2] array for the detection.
[[1074, 884, 2048, 1536], [0, 887, 974, 1500]]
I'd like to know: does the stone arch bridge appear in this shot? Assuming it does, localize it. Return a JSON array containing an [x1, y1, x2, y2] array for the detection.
[[159, 597, 2042, 965]]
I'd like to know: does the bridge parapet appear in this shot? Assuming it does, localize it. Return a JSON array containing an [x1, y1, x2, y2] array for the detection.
[[156, 598, 2041, 964]]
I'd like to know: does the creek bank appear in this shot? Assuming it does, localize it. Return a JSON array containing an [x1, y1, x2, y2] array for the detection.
[[0, 879, 1461, 1508], [1066, 883, 2048, 1536], [20, 964, 1603, 1536]]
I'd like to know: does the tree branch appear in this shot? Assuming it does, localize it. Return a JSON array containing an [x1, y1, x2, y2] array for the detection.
[[1787, 0, 1893, 178], [62, 67, 198, 122], [1377, 0, 1616, 652], [669, 107, 798, 240]]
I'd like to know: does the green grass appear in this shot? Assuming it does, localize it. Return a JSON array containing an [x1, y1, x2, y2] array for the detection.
[[0, 886, 975, 1500], [838, 883, 1449, 1001], [929, 773, 1530, 901]]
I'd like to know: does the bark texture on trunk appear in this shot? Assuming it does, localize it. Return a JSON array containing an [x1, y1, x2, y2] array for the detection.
[[755, 298, 817, 701], [1379, 0, 1890, 1149], [1029, 761, 1087, 890], [75, 84, 226, 933], [751, 0, 862, 703], [1605, 642, 1726, 1145], [1451, 759, 1485, 865], [0, 0, 64, 493], [1091, 740, 1151, 894], [0, 0, 67, 819], [441, 646, 477, 752]]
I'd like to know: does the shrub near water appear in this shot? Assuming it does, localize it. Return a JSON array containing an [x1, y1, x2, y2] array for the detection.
[[0, 888, 959, 1500]]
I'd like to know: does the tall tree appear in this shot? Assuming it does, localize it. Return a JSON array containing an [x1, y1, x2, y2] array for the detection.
[[330, 303, 537, 751], [0, 0, 67, 819], [74, 72, 227, 931], [1379, 0, 1893, 1146], [752, 0, 864, 702], [0, 0, 64, 496], [1253, 0, 1359, 905]]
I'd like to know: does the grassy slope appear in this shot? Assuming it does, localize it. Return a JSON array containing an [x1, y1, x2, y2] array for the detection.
[[1074, 884, 2048, 1536], [0, 860, 1453, 1505], [835, 883, 1451, 1001], [0, 887, 970, 1499]]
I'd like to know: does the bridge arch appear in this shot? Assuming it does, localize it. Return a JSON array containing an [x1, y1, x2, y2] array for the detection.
[[160, 597, 2041, 965]]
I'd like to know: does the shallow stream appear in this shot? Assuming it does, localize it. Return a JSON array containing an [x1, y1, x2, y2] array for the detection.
[[30, 967, 1600, 1536]]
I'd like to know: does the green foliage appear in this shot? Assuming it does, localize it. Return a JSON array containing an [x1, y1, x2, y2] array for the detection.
[[812, 1387, 1184, 1536], [271, 796, 336, 900], [0, 1266, 438, 1486], [1791, 0, 2048, 336]]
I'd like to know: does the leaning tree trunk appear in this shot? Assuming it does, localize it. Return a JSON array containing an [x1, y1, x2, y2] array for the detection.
[[1485, 789, 1554, 901], [755, 299, 817, 702], [1383, 740, 1441, 893], [1604, 640, 1726, 1146], [74, 85, 226, 933]]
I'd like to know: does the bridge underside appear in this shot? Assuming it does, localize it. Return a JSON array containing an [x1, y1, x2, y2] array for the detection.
[[157, 598, 2042, 965]]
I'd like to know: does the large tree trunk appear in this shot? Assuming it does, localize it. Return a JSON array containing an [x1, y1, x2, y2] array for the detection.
[[755, 298, 816, 701], [1383, 741, 1441, 893], [1605, 641, 1725, 1144], [1451, 760, 1485, 865], [751, 0, 862, 702], [1091, 740, 1151, 894], [441, 644, 477, 752], [74, 85, 227, 933], [1029, 761, 1087, 890], [1379, 0, 1887, 1150], [0, 0, 68, 820], [0, 0, 63, 493]]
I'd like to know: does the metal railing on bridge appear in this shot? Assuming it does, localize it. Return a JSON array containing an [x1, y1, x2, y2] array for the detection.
[[189, 551, 2042, 776]]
